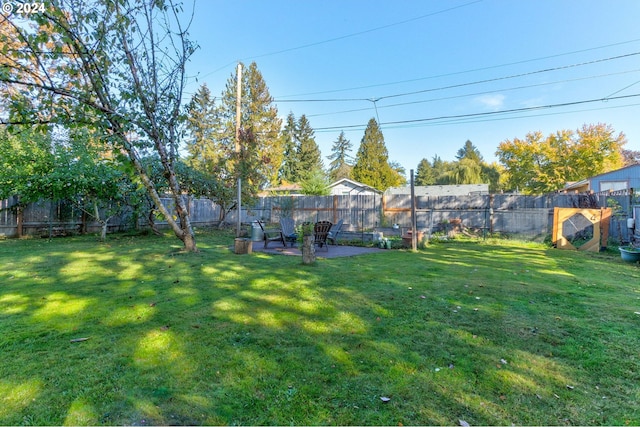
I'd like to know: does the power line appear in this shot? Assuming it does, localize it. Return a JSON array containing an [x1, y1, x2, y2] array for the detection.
[[199, 0, 483, 79], [312, 93, 640, 131], [604, 79, 640, 99], [275, 38, 640, 99], [304, 68, 640, 118], [274, 52, 640, 104]]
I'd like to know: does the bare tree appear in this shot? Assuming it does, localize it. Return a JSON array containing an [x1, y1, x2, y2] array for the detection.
[[0, 0, 199, 251]]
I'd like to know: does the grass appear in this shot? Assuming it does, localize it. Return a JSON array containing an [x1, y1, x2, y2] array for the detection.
[[1, 229, 640, 425]]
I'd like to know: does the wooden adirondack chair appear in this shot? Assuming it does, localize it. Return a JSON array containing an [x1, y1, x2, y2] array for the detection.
[[257, 220, 285, 248], [327, 219, 344, 245], [280, 217, 298, 247], [313, 221, 332, 251]]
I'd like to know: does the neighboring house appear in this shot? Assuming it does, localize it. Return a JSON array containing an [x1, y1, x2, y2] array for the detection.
[[384, 184, 489, 196], [563, 164, 640, 193], [328, 178, 382, 196], [258, 183, 303, 197]]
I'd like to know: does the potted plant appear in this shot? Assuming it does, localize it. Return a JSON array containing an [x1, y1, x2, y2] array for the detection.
[[619, 246, 640, 263]]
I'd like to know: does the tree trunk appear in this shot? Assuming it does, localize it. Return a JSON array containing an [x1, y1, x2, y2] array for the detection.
[[118, 135, 198, 252], [302, 235, 316, 264], [16, 203, 23, 238]]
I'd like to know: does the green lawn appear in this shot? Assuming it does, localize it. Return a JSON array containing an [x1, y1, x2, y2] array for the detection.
[[1, 230, 639, 425]]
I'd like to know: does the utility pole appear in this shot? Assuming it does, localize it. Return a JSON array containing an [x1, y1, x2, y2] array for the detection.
[[235, 62, 242, 237], [410, 169, 417, 251]]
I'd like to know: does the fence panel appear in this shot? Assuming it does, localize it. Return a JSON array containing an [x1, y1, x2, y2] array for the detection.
[[1, 191, 635, 240]]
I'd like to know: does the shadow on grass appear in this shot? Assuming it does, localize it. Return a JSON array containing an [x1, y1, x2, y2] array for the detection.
[[1, 233, 639, 425]]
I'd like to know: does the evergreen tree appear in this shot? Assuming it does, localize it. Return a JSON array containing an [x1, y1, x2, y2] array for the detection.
[[352, 118, 401, 191], [456, 140, 484, 163], [415, 158, 435, 186], [278, 112, 298, 183], [300, 168, 331, 195], [217, 62, 283, 188], [184, 84, 219, 175], [295, 114, 323, 180], [327, 131, 354, 181]]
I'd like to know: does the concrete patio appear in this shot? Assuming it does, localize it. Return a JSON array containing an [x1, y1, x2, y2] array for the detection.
[[249, 242, 385, 258]]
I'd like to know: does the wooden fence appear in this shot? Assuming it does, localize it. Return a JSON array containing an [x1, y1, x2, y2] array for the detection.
[[1, 191, 637, 242]]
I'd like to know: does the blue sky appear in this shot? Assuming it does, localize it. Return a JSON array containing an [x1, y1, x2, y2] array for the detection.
[[183, 0, 640, 174]]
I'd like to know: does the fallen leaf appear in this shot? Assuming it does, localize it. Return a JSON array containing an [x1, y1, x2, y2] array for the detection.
[[380, 396, 391, 402], [160, 325, 170, 331]]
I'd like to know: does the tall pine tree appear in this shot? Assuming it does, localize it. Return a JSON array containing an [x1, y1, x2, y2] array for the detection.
[[278, 112, 298, 183], [327, 131, 353, 181], [276, 113, 323, 183], [217, 62, 283, 188], [352, 118, 401, 191], [415, 158, 435, 185], [295, 114, 323, 180], [184, 84, 219, 175]]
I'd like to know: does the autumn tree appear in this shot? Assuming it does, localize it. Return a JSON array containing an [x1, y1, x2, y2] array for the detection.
[[0, 0, 199, 251], [389, 161, 408, 186], [327, 131, 353, 181], [622, 148, 640, 165], [496, 123, 626, 194], [352, 118, 402, 191]]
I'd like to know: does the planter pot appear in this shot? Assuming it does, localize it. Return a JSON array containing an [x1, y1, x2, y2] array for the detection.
[[619, 246, 640, 263], [234, 238, 253, 254]]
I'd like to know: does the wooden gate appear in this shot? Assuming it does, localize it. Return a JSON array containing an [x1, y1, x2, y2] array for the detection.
[[552, 207, 611, 251]]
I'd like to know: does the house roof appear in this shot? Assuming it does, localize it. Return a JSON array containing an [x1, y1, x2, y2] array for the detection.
[[258, 183, 303, 196], [385, 184, 489, 196], [328, 178, 382, 194], [562, 164, 640, 191]]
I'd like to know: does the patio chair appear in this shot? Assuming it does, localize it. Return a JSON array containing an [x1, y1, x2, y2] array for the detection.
[[257, 220, 285, 249], [327, 219, 344, 245], [280, 217, 298, 247], [313, 220, 332, 251]]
